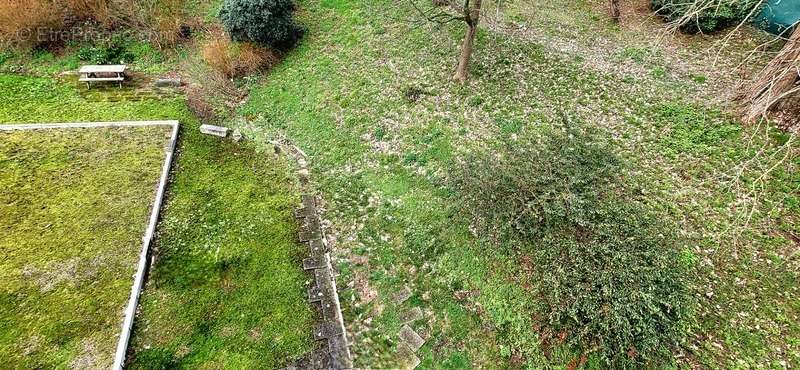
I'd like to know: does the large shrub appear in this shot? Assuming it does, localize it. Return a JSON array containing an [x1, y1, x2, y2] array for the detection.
[[453, 122, 692, 365], [218, 0, 304, 49], [652, 0, 762, 33]]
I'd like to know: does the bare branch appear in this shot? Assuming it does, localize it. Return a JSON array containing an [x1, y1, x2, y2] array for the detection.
[[408, 0, 467, 25]]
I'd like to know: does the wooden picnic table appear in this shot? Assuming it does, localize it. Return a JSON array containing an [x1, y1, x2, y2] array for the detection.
[[79, 65, 128, 88]]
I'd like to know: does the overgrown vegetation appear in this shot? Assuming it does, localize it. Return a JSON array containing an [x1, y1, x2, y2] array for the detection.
[[127, 115, 314, 369], [201, 31, 278, 78], [239, 0, 797, 367], [219, 0, 304, 49], [651, 0, 763, 33], [0, 125, 171, 369], [0, 0, 193, 50], [453, 122, 691, 365], [2, 0, 799, 367]]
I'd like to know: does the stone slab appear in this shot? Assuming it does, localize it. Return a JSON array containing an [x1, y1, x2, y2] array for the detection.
[[314, 268, 331, 286], [304, 216, 322, 233], [328, 334, 353, 369], [320, 298, 340, 321], [313, 323, 330, 340], [303, 256, 326, 270], [154, 78, 181, 87], [309, 239, 328, 256], [298, 230, 321, 242], [400, 307, 424, 324], [313, 322, 342, 340], [398, 325, 424, 352], [298, 229, 322, 242], [301, 195, 316, 210], [308, 285, 324, 303], [199, 124, 228, 137], [294, 207, 311, 218], [392, 286, 413, 304], [396, 342, 421, 369]]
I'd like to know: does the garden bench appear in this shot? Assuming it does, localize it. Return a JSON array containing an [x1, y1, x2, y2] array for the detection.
[[79, 65, 128, 89]]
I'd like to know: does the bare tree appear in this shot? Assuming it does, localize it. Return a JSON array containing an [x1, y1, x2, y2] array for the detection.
[[740, 25, 800, 123], [411, 0, 483, 83]]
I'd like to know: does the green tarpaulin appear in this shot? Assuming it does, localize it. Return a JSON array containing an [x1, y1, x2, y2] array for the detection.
[[755, 0, 800, 35]]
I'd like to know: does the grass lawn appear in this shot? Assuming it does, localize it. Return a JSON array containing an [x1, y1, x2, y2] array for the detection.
[[237, 0, 799, 367], [0, 125, 171, 369], [2, 0, 798, 367], [0, 73, 314, 368], [127, 126, 314, 369]]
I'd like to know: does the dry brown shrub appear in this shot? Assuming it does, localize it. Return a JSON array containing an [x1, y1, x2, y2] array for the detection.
[[151, 16, 183, 48], [131, 0, 188, 47], [202, 33, 234, 77], [0, 0, 63, 48], [201, 32, 277, 78], [64, 0, 111, 26], [0, 0, 192, 50], [235, 42, 278, 76]]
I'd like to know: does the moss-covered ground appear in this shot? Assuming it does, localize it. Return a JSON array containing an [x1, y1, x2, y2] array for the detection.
[[0, 125, 171, 369]]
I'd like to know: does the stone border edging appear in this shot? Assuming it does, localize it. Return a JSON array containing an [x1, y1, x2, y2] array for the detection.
[[295, 195, 352, 369], [1, 121, 180, 370], [267, 140, 353, 369]]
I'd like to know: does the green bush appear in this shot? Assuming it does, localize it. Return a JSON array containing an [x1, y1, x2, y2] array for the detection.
[[218, 0, 304, 49], [76, 35, 134, 64], [455, 123, 621, 240], [453, 121, 692, 365], [651, 0, 762, 33], [0, 51, 13, 66]]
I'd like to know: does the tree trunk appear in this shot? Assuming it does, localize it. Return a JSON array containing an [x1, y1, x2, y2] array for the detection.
[[610, 0, 620, 23], [453, 0, 481, 83], [454, 23, 477, 83], [742, 26, 800, 123]]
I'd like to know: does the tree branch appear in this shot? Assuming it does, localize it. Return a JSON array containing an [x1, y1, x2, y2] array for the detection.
[[408, 0, 467, 25]]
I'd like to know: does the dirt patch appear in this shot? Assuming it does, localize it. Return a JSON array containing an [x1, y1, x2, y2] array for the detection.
[[22, 257, 80, 293], [69, 339, 107, 370], [353, 269, 378, 305], [20, 255, 107, 293], [21, 334, 43, 356]]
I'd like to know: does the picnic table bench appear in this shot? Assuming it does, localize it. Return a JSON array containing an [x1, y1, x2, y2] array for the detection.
[[79, 65, 128, 88]]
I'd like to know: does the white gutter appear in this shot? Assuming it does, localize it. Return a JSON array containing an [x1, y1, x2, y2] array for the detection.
[[112, 121, 179, 370]]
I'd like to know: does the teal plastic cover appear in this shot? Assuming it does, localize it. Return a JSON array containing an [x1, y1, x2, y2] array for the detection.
[[754, 0, 800, 35]]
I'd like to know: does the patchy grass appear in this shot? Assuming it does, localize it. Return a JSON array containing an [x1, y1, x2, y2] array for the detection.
[[0, 73, 314, 368], [0, 126, 171, 369], [238, 0, 799, 367]]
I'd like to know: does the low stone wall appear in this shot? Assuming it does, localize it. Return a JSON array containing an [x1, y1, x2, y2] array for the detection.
[[293, 195, 352, 369], [265, 140, 352, 370]]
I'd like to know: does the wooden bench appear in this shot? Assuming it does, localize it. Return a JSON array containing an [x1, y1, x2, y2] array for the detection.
[[79, 65, 128, 89]]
